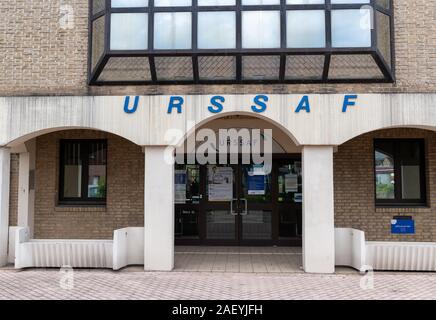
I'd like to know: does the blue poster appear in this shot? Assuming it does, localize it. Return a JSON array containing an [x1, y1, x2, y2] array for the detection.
[[248, 175, 265, 195], [391, 219, 415, 234]]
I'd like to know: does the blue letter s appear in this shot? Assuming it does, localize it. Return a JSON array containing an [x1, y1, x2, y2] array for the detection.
[[208, 96, 225, 114], [251, 95, 269, 113]]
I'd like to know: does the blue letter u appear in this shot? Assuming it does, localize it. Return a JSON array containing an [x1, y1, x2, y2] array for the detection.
[[124, 96, 140, 114]]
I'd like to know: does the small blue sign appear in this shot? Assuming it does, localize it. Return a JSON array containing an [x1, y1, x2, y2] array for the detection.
[[247, 175, 265, 195], [391, 218, 415, 235]]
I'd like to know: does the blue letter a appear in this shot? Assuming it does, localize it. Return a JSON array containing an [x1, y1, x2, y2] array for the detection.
[[295, 96, 310, 113]]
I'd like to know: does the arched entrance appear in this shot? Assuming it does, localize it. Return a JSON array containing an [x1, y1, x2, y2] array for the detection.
[[174, 115, 302, 247]]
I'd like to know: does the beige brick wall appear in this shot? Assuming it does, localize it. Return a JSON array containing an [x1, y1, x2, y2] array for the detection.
[[334, 128, 436, 242], [33, 130, 144, 239], [0, 0, 436, 96], [8, 154, 19, 227]]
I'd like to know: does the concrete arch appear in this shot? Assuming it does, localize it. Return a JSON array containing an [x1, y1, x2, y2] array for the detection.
[[6, 126, 140, 148], [177, 111, 301, 149], [338, 125, 436, 146]]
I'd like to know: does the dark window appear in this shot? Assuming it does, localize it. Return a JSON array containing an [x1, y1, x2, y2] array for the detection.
[[59, 140, 107, 205], [374, 139, 426, 207]]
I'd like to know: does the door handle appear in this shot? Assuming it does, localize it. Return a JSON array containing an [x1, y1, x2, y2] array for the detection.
[[230, 198, 238, 216], [240, 198, 248, 216]]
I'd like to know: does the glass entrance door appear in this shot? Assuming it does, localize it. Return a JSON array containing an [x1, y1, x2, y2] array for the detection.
[[203, 163, 273, 245], [204, 164, 239, 244], [174, 156, 303, 246], [239, 164, 273, 244]]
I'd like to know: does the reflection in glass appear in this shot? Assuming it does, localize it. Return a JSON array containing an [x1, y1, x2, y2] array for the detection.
[[206, 210, 236, 239], [332, 9, 372, 48], [154, 12, 192, 49], [242, 210, 272, 240], [111, 0, 148, 7], [198, 12, 236, 49], [375, 149, 395, 200], [110, 13, 148, 50], [175, 165, 200, 204], [287, 10, 325, 48], [242, 11, 281, 48], [63, 143, 82, 198], [399, 141, 422, 200], [278, 162, 302, 203], [87, 142, 107, 198]]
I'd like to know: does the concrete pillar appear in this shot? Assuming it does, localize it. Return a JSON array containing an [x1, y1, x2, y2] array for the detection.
[[302, 146, 335, 274], [144, 146, 175, 271], [0, 148, 11, 266], [17, 140, 35, 237]]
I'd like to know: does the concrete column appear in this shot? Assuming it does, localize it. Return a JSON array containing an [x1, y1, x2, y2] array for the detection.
[[302, 146, 335, 274], [17, 140, 35, 237], [144, 146, 175, 271], [0, 148, 11, 266]]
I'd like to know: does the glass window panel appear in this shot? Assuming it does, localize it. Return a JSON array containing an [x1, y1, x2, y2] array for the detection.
[[328, 54, 384, 79], [154, 0, 191, 6], [242, 0, 280, 4], [198, 56, 236, 81], [287, 10, 325, 48], [91, 17, 105, 71], [155, 56, 193, 81], [87, 142, 107, 199], [93, 0, 106, 14], [332, 9, 372, 48], [242, 165, 272, 203], [199, 0, 235, 5], [110, 13, 148, 50], [63, 143, 82, 198], [279, 207, 301, 238], [175, 208, 200, 239], [287, 0, 324, 4], [242, 11, 281, 49], [332, 0, 369, 3], [154, 12, 192, 50], [206, 210, 236, 240], [98, 57, 152, 82], [242, 55, 280, 80], [175, 164, 201, 204], [277, 162, 302, 203], [399, 141, 422, 200], [375, 143, 395, 200], [375, 0, 390, 9], [376, 10, 391, 67], [198, 12, 236, 49], [111, 0, 148, 7], [285, 55, 324, 80], [242, 211, 272, 240]]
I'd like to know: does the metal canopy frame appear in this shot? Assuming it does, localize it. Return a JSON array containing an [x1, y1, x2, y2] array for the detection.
[[88, 0, 395, 86]]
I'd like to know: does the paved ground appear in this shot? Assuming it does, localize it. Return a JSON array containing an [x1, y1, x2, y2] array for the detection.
[[0, 268, 435, 300], [175, 246, 303, 273]]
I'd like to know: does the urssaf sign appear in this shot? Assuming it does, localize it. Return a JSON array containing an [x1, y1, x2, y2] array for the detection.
[[123, 94, 359, 115]]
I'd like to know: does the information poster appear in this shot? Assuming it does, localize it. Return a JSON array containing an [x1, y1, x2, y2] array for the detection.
[[175, 170, 187, 204], [208, 166, 233, 201], [284, 174, 298, 193], [248, 175, 265, 195]]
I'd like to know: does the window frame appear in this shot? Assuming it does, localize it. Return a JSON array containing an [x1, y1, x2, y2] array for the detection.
[[88, 0, 395, 85], [374, 139, 427, 207], [59, 139, 108, 206]]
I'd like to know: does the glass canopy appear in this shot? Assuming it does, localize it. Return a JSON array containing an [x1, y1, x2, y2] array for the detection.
[[89, 0, 394, 85]]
